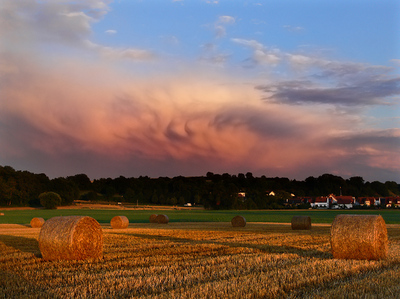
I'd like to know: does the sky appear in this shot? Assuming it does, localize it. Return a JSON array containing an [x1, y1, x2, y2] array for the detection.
[[0, 0, 399, 182]]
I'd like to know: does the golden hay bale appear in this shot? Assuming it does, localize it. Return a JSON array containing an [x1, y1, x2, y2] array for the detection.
[[291, 216, 311, 230], [30, 217, 45, 228], [231, 215, 246, 227], [38, 216, 103, 260], [110, 216, 129, 229], [330, 214, 388, 260], [149, 214, 158, 223], [156, 214, 169, 224]]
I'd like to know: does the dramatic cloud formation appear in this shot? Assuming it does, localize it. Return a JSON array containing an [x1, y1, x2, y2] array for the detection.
[[0, 0, 399, 181]]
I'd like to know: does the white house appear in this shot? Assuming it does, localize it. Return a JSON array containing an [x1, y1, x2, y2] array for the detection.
[[330, 195, 354, 209], [312, 196, 329, 208]]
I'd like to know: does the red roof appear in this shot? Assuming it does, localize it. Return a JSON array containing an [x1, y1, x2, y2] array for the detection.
[[315, 196, 328, 203], [334, 196, 354, 204]]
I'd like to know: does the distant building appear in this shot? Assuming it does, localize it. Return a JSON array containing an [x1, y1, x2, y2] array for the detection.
[[330, 195, 354, 209], [237, 192, 246, 202], [358, 197, 380, 207], [312, 196, 329, 209]]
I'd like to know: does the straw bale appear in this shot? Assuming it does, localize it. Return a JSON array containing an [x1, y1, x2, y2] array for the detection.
[[38, 216, 103, 260], [291, 216, 311, 230], [330, 214, 388, 260], [156, 214, 169, 224], [110, 216, 129, 229], [149, 214, 158, 223], [0, 213, 4, 216], [30, 217, 45, 228], [231, 215, 246, 227]]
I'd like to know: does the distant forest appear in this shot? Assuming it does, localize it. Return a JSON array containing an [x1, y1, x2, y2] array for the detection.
[[0, 165, 399, 209]]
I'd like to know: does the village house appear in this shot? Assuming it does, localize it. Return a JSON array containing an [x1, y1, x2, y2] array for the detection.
[[237, 192, 246, 198], [330, 195, 355, 209], [358, 197, 381, 207], [384, 197, 400, 208], [312, 196, 330, 209]]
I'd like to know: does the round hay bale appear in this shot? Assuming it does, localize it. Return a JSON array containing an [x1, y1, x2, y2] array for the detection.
[[0, 212, 5, 216], [330, 214, 388, 260], [149, 214, 158, 223], [156, 214, 169, 224], [231, 215, 246, 227], [30, 217, 45, 228], [38, 216, 103, 261], [291, 216, 311, 230], [110, 216, 129, 229]]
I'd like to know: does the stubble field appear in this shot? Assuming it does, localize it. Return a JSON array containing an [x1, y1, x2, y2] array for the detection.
[[1, 221, 400, 298]]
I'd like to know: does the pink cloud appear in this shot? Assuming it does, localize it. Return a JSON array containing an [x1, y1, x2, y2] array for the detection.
[[0, 0, 398, 182], [3, 53, 395, 180]]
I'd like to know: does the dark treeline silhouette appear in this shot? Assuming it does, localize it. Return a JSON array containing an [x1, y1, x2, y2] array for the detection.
[[0, 165, 399, 209]]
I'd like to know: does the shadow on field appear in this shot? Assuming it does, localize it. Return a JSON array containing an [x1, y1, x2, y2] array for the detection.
[[0, 235, 41, 257], [129, 233, 331, 259]]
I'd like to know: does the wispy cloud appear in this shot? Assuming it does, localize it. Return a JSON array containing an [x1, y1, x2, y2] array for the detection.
[[283, 25, 304, 32], [85, 41, 156, 61], [105, 29, 117, 35], [231, 38, 281, 65], [256, 77, 400, 106], [231, 38, 400, 107], [214, 15, 235, 38]]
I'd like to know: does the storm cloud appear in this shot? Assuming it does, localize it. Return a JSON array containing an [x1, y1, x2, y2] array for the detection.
[[0, 0, 398, 182]]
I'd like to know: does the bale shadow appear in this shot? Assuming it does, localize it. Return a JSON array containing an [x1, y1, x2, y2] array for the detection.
[[128, 233, 332, 259], [0, 235, 41, 257]]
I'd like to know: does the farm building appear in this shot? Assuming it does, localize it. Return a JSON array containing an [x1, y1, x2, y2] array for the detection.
[[330, 195, 355, 209], [312, 196, 329, 209], [383, 196, 400, 208], [358, 197, 381, 207]]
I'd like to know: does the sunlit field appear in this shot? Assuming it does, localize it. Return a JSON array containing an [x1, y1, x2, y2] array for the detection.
[[1, 222, 400, 298]]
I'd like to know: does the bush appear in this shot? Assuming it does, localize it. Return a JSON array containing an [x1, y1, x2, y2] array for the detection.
[[39, 192, 62, 209]]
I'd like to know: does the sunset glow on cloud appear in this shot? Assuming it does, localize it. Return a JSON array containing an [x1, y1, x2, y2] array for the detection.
[[0, 0, 399, 181]]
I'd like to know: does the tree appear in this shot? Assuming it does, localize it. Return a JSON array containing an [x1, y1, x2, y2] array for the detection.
[[123, 188, 136, 203], [39, 192, 62, 209], [80, 191, 98, 201], [370, 181, 389, 197], [385, 181, 399, 195], [50, 177, 79, 205], [67, 174, 92, 190]]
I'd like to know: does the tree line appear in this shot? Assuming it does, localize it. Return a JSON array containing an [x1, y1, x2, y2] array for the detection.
[[0, 165, 399, 209]]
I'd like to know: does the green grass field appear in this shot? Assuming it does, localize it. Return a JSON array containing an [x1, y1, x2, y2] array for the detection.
[[1, 208, 399, 224]]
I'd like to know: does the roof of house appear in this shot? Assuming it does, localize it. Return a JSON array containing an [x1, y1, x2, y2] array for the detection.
[[334, 196, 354, 204], [315, 196, 328, 203]]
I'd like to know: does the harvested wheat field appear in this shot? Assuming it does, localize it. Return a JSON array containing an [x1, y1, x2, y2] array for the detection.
[[1, 222, 400, 298]]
